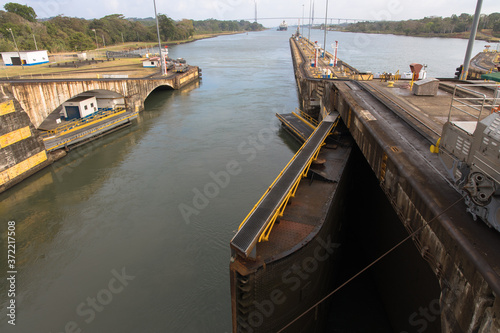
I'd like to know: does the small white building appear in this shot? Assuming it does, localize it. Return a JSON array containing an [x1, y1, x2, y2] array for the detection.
[[62, 96, 98, 120], [143, 57, 160, 68], [1, 50, 49, 66], [78, 90, 125, 109]]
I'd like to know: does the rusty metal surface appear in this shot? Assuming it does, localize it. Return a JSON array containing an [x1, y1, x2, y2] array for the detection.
[[310, 146, 351, 182], [256, 219, 316, 261]]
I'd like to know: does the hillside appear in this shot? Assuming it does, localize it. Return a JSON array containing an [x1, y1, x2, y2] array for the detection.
[[0, 3, 264, 53]]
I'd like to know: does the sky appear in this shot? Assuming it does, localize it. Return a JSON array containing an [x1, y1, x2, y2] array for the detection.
[[2, 0, 498, 27]]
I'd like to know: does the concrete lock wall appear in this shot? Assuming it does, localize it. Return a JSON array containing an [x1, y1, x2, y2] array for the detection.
[[0, 85, 51, 192], [2, 68, 199, 128], [2, 79, 174, 128]]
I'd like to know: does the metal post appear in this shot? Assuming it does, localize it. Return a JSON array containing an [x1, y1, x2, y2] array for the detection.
[[312, 0, 315, 32], [460, 0, 483, 81], [302, 4, 305, 35], [92, 29, 98, 49], [254, 0, 257, 23], [7, 28, 23, 69], [153, 0, 165, 76], [102, 35, 106, 48], [32, 34, 38, 50], [311, 0, 314, 33], [323, 0, 329, 58], [333, 40, 338, 66], [308, 0, 312, 40]]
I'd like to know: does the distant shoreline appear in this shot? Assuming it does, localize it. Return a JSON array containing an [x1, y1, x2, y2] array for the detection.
[[163, 31, 247, 46], [48, 31, 250, 57], [336, 29, 500, 43]]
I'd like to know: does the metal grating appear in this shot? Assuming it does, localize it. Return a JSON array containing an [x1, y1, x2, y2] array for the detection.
[[276, 113, 314, 142]]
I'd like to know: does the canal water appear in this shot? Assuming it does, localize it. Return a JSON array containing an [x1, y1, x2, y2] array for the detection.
[[0, 29, 485, 332]]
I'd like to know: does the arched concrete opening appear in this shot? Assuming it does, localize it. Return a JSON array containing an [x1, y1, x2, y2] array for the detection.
[[38, 89, 126, 131], [148, 84, 174, 94], [143, 84, 175, 105]]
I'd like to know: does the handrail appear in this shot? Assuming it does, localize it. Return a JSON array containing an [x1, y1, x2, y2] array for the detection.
[[44, 111, 136, 151], [40, 107, 126, 138], [447, 84, 499, 123], [296, 108, 319, 126]]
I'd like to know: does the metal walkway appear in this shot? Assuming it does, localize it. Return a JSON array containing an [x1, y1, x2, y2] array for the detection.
[[230, 113, 339, 259], [276, 111, 316, 143], [43, 111, 138, 151]]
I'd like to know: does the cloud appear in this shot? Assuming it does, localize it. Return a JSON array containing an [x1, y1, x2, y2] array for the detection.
[[16, 0, 500, 23]]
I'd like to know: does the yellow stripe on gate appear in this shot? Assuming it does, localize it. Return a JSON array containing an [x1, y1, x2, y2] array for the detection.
[[0, 126, 32, 148], [0, 100, 15, 116], [0, 151, 47, 186]]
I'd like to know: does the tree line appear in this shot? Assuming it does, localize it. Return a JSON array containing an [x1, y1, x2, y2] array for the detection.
[[0, 2, 264, 53], [342, 13, 500, 38]]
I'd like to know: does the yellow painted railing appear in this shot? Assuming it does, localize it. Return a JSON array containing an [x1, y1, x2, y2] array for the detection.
[[45, 111, 137, 151], [258, 141, 324, 242], [41, 107, 126, 138], [294, 109, 318, 128]]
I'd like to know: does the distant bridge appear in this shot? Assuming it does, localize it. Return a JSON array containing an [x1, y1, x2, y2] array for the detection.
[[242, 17, 368, 24]]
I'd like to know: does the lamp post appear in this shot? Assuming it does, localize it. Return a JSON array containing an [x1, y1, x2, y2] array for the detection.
[[311, 0, 315, 34], [7, 28, 23, 69], [153, 0, 166, 75], [254, 0, 257, 23], [32, 34, 38, 50], [302, 4, 305, 35], [91, 29, 98, 49], [323, 0, 329, 58], [308, 0, 312, 40], [460, 0, 483, 81]]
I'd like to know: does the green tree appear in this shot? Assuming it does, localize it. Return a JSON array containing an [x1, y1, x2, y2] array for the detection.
[[4, 2, 36, 22], [488, 13, 500, 31], [158, 14, 176, 41], [68, 32, 94, 51], [494, 22, 500, 33], [176, 19, 194, 40]]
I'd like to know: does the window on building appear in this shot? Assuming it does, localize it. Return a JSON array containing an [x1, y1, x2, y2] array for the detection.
[[90, 103, 94, 107], [84, 105, 88, 110], [151, 62, 155, 65]]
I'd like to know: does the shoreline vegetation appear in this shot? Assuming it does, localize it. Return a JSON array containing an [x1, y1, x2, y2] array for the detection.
[[92, 31, 247, 53], [334, 28, 500, 42], [325, 13, 500, 43], [0, 2, 265, 54]]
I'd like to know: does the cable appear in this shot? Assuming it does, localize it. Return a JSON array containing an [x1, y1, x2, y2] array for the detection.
[[277, 195, 465, 333]]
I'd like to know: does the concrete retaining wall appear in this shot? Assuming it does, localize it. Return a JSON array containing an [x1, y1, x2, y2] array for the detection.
[[0, 85, 53, 193]]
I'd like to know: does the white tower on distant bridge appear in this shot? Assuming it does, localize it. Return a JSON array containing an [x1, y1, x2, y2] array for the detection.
[[254, 0, 257, 23]]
